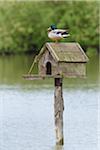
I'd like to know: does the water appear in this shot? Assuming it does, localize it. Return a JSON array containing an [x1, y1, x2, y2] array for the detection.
[[0, 54, 99, 150]]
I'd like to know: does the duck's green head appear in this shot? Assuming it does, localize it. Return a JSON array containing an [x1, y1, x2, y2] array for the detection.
[[47, 24, 57, 32], [51, 24, 57, 30]]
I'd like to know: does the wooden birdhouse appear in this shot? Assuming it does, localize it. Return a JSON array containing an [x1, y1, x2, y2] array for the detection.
[[23, 42, 89, 145], [24, 42, 88, 79]]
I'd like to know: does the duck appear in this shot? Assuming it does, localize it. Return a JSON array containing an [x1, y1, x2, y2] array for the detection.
[[47, 24, 70, 42]]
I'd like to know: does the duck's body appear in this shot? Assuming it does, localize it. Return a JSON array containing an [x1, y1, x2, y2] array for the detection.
[[47, 25, 70, 42]]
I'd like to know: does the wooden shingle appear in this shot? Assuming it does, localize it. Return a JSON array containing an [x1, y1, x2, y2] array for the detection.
[[45, 42, 88, 63]]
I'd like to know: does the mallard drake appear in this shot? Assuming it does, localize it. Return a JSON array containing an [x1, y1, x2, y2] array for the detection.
[[47, 25, 70, 42]]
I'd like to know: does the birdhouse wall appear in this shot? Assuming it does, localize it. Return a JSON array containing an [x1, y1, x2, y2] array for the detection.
[[38, 49, 59, 76], [58, 62, 86, 77], [38, 47, 87, 77]]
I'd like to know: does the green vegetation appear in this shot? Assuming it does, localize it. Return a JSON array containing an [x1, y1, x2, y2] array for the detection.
[[0, 1, 99, 55]]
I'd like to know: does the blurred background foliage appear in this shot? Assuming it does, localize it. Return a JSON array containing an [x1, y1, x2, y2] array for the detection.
[[0, 0, 99, 55]]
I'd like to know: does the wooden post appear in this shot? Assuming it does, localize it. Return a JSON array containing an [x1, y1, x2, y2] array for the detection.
[[54, 77, 64, 145]]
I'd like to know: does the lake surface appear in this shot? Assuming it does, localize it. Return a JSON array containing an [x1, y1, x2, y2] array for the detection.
[[0, 54, 99, 150]]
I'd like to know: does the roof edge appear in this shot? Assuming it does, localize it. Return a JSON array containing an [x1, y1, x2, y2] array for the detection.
[[76, 43, 89, 62], [45, 43, 59, 62], [58, 61, 87, 63], [36, 42, 59, 62]]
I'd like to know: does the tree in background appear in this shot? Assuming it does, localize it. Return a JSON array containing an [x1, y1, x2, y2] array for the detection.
[[0, 1, 99, 55]]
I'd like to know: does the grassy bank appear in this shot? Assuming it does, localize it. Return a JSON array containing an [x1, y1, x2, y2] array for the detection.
[[0, 1, 99, 55]]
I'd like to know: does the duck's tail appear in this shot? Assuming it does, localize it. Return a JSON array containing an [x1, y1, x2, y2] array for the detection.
[[62, 33, 70, 38]]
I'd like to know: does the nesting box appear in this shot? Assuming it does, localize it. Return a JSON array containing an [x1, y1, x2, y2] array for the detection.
[[24, 42, 88, 79], [23, 42, 89, 145]]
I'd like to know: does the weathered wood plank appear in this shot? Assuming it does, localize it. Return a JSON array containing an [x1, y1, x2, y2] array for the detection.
[[23, 74, 44, 80], [23, 74, 63, 80], [47, 42, 88, 62], [54, 78, 64, 145], [23, 73, 86, 80]]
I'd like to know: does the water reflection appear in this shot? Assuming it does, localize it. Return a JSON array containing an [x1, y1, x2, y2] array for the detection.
[[53, 145, 64, 150], [0, 54, 99, 88], [0, 54, 99, 150]]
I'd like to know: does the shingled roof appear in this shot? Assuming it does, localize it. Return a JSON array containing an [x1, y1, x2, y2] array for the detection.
[[37, 42, 88, 63]]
